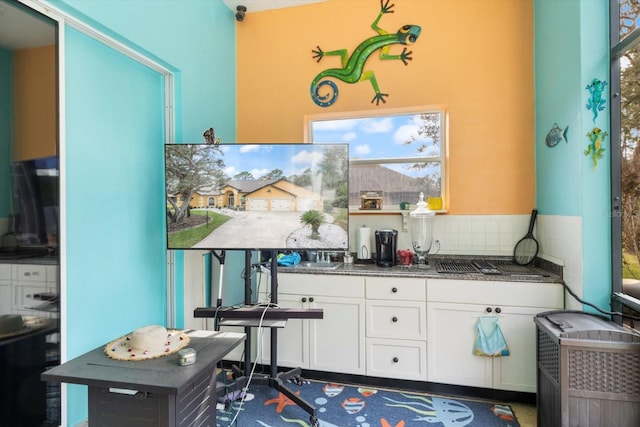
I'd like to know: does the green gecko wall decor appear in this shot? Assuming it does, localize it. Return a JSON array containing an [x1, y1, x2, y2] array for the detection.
[[310, 0, 421, 107], [585, 127, 607, 169]]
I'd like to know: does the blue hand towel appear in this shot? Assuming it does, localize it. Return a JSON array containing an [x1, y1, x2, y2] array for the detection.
[[277, 252, 301, 266], [473, 316, 510, 357]]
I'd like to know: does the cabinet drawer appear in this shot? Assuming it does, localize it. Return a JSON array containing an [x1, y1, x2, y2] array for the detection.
[[427, 279, 564, 307], [366, 301, 426, 340], [16, 265, 48, 282], [278, 273, 364, 298], [366, 277, 426, 301], [366, 338, 427, 381]]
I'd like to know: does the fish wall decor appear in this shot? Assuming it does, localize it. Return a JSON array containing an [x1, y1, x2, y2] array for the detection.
[[586, 78, 607, 123], [585, 127, 607, 168], [545, 123, 568, 147], [310, 0, 421, 107]]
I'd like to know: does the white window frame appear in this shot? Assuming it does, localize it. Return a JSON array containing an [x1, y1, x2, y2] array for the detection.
[[304, 105, 448, 211]]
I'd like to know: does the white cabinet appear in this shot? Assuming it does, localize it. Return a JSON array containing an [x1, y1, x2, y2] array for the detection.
[[365, 277, 427, 381], [14, 264, 58, 315], [427, 279, 564, 392], [0, 264, 13, 314], [260, 273, 366, 375]]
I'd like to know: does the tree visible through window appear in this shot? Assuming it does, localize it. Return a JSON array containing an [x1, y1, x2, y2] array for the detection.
[[307, 108, 447, 209], [616, 1, 640, 282]]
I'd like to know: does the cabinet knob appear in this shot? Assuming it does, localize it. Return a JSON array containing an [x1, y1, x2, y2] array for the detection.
[[392, 287, 398, 293], [302, 297, 307, 303], [486, 307, 492, 313], [392, 316, 398, 323], [495, 307, 501, 314], [392, 357, 399, 363], [309, 297, 314, 303]]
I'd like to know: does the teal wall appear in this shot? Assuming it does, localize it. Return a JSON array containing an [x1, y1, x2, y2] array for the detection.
[[0, 48, 12, 219], [50, 0, 237, 424], [535, 0, 611, 312]]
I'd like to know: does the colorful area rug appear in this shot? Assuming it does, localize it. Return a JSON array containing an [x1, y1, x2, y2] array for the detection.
[[216, 379, 521, 427]]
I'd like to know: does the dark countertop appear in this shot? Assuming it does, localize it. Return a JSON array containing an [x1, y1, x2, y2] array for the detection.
[[0, 247, 58, 265], [278, 255, 563, 283], [41, 331, 245, 394], [0, 256, 58, 265]]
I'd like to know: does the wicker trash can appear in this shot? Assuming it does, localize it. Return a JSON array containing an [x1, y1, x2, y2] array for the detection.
[[535, 310, 640, 427]]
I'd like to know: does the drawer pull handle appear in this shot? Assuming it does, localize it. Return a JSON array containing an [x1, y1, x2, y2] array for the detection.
[[392, 287, 398, 293], [392, 316, 398, 323], [392, 357, 399, 363]]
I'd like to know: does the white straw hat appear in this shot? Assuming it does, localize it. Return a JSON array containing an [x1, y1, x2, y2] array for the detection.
[[104, 325, 190, 361]]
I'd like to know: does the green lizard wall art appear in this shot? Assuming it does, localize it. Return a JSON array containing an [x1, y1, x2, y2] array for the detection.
[[310, 0, 421, 107]]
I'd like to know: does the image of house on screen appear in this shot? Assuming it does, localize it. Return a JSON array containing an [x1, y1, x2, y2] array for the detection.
[[189, 178, 323, 212]]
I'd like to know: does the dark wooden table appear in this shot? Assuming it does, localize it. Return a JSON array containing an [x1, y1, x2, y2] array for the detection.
[[42, 331, 245, 427]]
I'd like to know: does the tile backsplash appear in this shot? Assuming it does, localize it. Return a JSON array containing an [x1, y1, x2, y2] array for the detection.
[[349, 212, 583, 309], [349, 213, 534, 256]]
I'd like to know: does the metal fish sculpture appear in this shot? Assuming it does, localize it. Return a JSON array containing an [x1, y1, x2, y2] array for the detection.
[[545, 123, 568, 147]]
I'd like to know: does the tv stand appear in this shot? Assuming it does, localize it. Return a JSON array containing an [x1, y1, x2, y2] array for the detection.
[[194, 250, 322, 427]]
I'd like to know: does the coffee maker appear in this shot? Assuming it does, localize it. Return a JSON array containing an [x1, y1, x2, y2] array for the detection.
[[375, 229, 398, 267]]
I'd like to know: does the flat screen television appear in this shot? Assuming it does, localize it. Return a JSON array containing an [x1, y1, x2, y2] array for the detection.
[[164, 143, 349, 251], [1, 156, 59, 256]]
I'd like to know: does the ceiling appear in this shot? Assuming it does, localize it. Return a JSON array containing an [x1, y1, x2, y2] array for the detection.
[[0, 0, 328, 50], [222, 0, 327, 14], [0, 0, 55, 50]]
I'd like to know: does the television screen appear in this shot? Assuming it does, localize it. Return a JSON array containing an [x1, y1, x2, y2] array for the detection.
[[165, 143, 349, 251], [3, 157, 58, 253]]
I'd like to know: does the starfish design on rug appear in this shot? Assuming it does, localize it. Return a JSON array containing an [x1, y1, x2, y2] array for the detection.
[[381, 419, 405, 427], [264, 391, 301, 413]]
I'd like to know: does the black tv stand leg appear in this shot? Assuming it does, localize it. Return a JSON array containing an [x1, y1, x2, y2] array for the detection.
[[270, 368, 318, 423]]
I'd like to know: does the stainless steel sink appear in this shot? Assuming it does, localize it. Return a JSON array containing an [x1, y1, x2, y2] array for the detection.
[[293, 261, 343, 270]]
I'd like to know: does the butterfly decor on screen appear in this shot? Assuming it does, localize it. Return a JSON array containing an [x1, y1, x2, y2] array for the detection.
[[203, 127, 221, 145]]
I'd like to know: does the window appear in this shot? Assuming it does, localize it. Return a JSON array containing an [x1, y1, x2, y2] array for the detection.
[[611, 1, 640, 319], [306, 106, 447, 210]]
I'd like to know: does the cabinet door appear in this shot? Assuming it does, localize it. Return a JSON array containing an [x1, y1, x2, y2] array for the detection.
[[0, 281, 12, 314], [492, 306, 546, 393], [427, 302, 492, 388], [310, 295, 365, 375]]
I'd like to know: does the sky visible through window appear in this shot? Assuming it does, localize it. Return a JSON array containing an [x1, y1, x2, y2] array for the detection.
[[310, 113, 441, 179]]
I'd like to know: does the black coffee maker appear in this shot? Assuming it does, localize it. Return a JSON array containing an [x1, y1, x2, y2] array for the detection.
[[375, 229, 398, 267]]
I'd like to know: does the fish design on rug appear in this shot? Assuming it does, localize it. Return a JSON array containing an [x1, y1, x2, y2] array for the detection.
[[545, 123, 568, 147], [491, 404, 515, 421], [358, 387, 378, 397], [384, 394, 475, 426], [341, 397, 366, 414], [323, 383, 345, 397]]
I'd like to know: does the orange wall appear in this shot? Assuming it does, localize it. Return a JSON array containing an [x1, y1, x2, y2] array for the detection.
[[236, 0, 534, 214], [13, 45, 57, 160]]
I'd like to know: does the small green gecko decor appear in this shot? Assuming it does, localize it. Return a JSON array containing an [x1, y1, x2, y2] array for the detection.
[[586, 78, 607, 123], [585, 127, 607, 168], [310, 0, 421, 107]]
